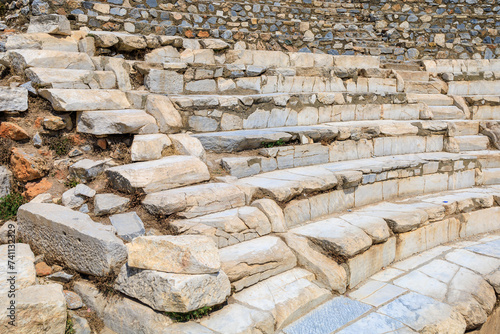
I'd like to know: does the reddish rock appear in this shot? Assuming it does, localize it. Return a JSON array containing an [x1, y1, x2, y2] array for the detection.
[[198, 31, 210, 38], [67, 134, 86, 146], [35, 262, 52, 276], [103, 22, 119, 31], [56, 8, 66, 15], [0, 122, 29, 141], [23, 178, 52, 200], [34, 117, 44, 129], [10, 148, 50, 182], [184, 30, 194, 38], [96, 139, 107, 150]]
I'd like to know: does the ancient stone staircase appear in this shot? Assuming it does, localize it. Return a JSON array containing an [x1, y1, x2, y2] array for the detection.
[[2, 14, 500, 334]]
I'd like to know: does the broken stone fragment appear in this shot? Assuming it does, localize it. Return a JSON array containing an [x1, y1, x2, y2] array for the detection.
[[94, 193, 130, 216], [10, 147, 50, 182], [0, 87, 28, 112], [109, 212, 145, 242], [27, 14, 71, 36], [115, 264, 231, 313], [0, 121, 29, 140]]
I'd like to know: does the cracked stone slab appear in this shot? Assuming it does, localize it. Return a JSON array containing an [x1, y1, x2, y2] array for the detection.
[[219, 236, 297, 291], [377, 292, 466, 333], [283, 296, 372, 334], [106, 155, 210, 194], [142, 182, 248, 218], [291, 217, 372, 258], [230, 268, 331, 329], [337, 312, 410, 334]]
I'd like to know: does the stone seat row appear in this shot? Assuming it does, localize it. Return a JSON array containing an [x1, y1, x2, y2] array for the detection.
[[282, 234, 500, 334], [136, 152, 478, 221], [138, 188, 500, 332]]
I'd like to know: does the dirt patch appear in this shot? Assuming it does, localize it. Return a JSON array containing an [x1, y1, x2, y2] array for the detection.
[[0, 137, 14, 165]]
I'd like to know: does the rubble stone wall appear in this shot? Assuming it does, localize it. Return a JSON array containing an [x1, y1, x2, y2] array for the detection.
[[5, 0, 497, 60]]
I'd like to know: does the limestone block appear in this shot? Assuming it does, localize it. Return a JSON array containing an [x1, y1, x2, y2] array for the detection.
[[131, 134, 171, 162], [199, 304, 273, 334], [169, 133, 207, 161], [94, 193, 130, 216], [77, 109, 158, 135], [230, 268, 331, 329], [145, 70, 184, 94], [142, 183, 248, 218], [28, 14, 71, 35], [0, 87, 28, 112], [17, 203, 127, 276], [0, 284, 66, 333], [0, 244, 35, 294], [73, 281, 174, 334], [292, 218, 372, 258], [40, 88, 130, 111], [282, 233, 347, 293], [106, 155, 210, 193], [7, 49, 94, 73], [127, 235, 220, 274], [220, 236, 296, 291], [145, 94, 183, 133], [115, 264, 231, 312], [347, 237, 396, 288]]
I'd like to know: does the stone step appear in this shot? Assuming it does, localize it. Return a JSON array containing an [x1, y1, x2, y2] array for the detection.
[[168, 203, 286, 248], [106, 155, 210, 194], [407, 93, 454, 106], [404, 81, 443, 94], [235, 152, 476, 202], [5, 32, 79, 52], [221, 132, 447, 178], [39, 89, 131, 111], [472, 105, 500, 120], [26, 67, 117, 90], [284, 233, 500, 333], [219, 236, 297, 291], [449, 80, 500, 96], [463, 150, 500, 168], [194, 118, 444, 153], [382, 62, 422, 71], [483, 168, 500, 185], [76, 109, 158, 135], [142, 182, 250, 218], [448, 135, 489, 152], [429, 106, 466, 120], [396, 70, 429, 82], [6, 49, 95, 74], [446, 120, 479, 136], [229, 268, 332, 329]]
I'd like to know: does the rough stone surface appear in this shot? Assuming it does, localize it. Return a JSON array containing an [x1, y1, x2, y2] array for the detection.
[[220, 236, 297, 291], [131, 134, 171, 162], [0, 87, 28, 112], [27, 14, 71, 35], [94, 193, 130, 216], [0, 284, 66, 334], [127, 235, 220, 274], [115, 264, 231, 312], [110, 212, 145, 242], [17, 203, 127, 276], [106, 155, 210, 193]]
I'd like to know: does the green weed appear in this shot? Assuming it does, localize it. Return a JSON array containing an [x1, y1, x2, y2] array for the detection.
[[0, 192, 25, 221], [261, 138, 286, 148]]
